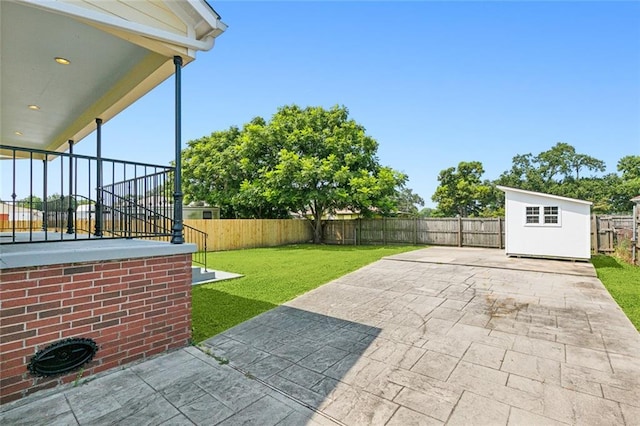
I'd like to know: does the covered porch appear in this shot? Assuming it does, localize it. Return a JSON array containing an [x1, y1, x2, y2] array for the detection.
[[0, 0, 226, 404]]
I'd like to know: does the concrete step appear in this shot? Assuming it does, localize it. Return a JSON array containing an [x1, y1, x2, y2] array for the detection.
[[192, 266, 216, 284]]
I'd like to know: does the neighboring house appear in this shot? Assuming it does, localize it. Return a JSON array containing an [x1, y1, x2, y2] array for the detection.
[[184, 203, 221, 220], [293, 208, 366, 220], [497, 186, 592, 260], [75, 203, 94, 220], [0, 202, 43, 221], [326, 209, 361, 220], [1, 0, 226, 405]]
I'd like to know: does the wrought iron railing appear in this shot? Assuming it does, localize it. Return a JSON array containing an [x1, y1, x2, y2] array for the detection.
[[0, 145, 208, 269]]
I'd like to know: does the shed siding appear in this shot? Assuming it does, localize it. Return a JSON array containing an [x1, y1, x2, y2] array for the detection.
[[505, 191, 591, 260]]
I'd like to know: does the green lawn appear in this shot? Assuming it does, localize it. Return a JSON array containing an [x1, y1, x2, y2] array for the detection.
[[191, 244, 420, 342], [592, 255, 640, 331]]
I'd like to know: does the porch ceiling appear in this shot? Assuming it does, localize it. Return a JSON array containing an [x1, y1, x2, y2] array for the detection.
[[1, 0, 226, 159]]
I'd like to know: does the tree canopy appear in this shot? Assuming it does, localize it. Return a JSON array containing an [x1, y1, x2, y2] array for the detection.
[[182, 105, 407, 242], [432, 143, 639, 216], [431, 161, 494, 217]]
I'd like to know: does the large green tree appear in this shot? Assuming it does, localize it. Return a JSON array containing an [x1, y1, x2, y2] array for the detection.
[[432, 161, 493, 217], [182, 120, 290, 219], [182, 105, 407, 242], [496, 143, 605, 194], [260, 105, 406, 242], [495, 143, 632, 213]]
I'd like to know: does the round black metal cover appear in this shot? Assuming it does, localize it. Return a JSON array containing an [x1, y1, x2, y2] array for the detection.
[[28, 338, 99, 377]]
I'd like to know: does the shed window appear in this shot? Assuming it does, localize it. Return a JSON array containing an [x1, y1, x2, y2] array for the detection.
[[525, 205, 561, 226], [526, 206, 539, 224], [544, 206, 559, 224]]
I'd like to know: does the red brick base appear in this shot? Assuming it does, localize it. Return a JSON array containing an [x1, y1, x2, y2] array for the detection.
[[0, 253, 192, 404]]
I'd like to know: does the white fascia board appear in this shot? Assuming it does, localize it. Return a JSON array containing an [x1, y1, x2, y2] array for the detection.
[[496, 185, 593, 206], [190, 0, 228, 33], [165, 0, 228, 40], [16, 0, 218, 52]]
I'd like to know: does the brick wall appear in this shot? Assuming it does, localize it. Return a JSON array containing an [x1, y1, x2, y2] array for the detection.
[[0, 253, 192, 404]]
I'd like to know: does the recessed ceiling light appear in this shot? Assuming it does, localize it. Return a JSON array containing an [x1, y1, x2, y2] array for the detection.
[[28, 105, 40, 110], [15, 131, 23, 136], [55, 57, 70, 65]]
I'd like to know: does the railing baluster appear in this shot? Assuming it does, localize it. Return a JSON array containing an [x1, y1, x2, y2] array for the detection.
[[1, 145, 198, 248]]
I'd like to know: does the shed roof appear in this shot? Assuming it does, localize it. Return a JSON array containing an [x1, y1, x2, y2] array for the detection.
[[497, 186, 593, 206]]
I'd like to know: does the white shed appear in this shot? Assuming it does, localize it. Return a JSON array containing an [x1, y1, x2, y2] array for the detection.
[[497, 186, 592, 260]]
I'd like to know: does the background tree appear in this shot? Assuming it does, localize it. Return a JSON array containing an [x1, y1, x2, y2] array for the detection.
[[417, 207, 437, 218], [16, 195, 43, 210], [182, 105, 407, 242], [434, 144, 634, 216], [261, 105, 406, 242], [182, 120, 289, 218], [495, 143, 605, 195], [611, 155, 640, 212], [431, 161, 493, 217], [390, 186, 425, 217], [45, 194, 73, 212]]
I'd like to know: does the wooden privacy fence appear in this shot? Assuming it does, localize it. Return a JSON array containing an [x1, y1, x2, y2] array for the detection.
[[1, 219, 94, 234], [591, 215, 635, 254], [184, 219, 313, 252], [323, 217, 505, 248]]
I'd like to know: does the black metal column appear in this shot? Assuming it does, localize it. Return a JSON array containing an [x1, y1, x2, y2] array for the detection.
[[94, 118, 103, 237], [66, 140, 74, 234], [42, 159, 48, 232], [171, 56, 184, 244]]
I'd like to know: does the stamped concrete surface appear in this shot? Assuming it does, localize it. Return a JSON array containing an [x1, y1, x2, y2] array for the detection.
[[2, 247, 639, 425]]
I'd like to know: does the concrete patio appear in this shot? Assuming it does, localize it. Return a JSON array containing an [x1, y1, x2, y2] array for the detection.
[[2, 247, 639, 425]]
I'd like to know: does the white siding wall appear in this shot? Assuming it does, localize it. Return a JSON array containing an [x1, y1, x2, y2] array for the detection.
[[61, 0, 188, 35], [505, 191, 591, 260]]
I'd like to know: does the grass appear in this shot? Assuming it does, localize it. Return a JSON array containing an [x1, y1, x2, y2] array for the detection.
[[592, 255, 640, 331], [191, 244, 420, 342]]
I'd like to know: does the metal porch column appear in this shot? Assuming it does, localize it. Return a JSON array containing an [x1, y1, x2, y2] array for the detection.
[[171, 56, 184, 244], [66, 140, 74, 234], [42, 159, 48, 232], [94, 118, 103, 237]]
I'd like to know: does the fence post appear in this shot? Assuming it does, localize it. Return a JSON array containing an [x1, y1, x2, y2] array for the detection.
[[591, 214, 598, 253], [342, 219, 346, 245], [359, 218, 362, 245], [457, 216, 462, 247], [414, 218, 418, 245], [498, 217, 503, 249], [383, 217, 386, 245]]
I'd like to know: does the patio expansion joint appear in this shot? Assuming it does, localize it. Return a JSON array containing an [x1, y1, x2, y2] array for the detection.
[[196, 351, 345, 426], [63, 394, 81, 425], [383, 256, 595, 278]]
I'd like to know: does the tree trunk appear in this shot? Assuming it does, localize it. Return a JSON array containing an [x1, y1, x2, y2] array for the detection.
[[313, 212, 322, 243]]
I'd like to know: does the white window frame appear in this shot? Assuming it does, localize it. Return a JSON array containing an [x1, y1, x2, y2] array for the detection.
[[525, 206, 540, 224], [524, 205, 561, 227]]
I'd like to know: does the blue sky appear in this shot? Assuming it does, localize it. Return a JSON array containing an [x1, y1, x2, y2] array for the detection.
[[74, 1, 639, 208]]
